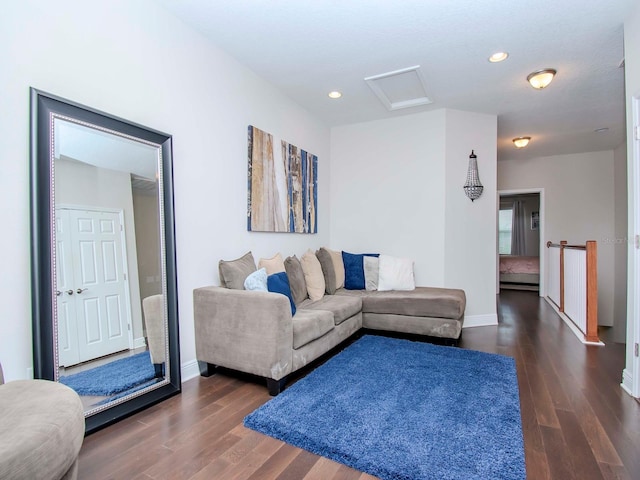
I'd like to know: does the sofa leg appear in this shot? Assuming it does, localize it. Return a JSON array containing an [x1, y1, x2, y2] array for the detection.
[[266, 377, 287, 396], [153, 363, 165, 378], [198, 361, 217, 377]]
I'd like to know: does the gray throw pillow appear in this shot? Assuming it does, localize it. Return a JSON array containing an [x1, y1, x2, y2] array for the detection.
[[284, 255, 308, 305], [218, 251, 257, 290], [364, 256, 379, 291], [316, 248, 337, 295]]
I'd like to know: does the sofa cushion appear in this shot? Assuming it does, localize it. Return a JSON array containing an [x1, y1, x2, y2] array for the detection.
[[300, 250, 326, 301], [244, 268, 268, 291], [377, 255, 415, 291], [258, 253, 286, 275], [342, 251, 379, 290], [219, 251, 256, 290], [359, 287, 466, 320], [316, 248, 337, 294], [284, 255, 308, 305], [363, 313, 463, 339], [267, 272, 296, 315], [292, 309, 334, 349], [300, 295, 362, 326]]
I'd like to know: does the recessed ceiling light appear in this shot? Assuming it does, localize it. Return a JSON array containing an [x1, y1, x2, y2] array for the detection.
[[488, 52, 509, 63], [594, 127, 609, 133], [328, 91, 342, 99], [527, 69, 556, 89], [512, 137, 531, 148]]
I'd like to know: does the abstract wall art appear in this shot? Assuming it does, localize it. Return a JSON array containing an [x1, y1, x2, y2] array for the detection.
[[247, 125, 317, 233]]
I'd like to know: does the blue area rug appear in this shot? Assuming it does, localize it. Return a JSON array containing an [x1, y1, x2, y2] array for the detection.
[[244, 335, 526, 480], [60, 351, 156, 396]]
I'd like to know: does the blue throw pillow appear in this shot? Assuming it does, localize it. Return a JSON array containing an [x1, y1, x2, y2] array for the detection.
[[267, 272, 296, 316], [342, 251, 380, 290]]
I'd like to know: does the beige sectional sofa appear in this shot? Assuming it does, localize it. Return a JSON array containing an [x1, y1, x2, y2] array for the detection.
[[194, 250, 466, 395]]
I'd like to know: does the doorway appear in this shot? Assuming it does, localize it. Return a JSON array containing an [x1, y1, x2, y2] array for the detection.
[[497, 189, 545, 296]]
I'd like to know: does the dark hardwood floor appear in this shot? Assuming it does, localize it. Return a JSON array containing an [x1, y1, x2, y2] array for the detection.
[[78, 290, 640, 479]]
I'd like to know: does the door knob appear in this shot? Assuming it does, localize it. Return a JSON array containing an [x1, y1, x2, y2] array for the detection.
[[76, 288, 87, 294], [56, 290, 62, 296], [66, 290, 74, 295]]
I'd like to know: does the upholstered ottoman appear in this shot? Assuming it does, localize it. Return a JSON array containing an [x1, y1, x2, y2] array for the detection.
[[0, 375, 85, 480]]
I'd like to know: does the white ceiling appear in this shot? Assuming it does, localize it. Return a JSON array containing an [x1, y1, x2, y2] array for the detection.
[[156, 0, 633, 161]]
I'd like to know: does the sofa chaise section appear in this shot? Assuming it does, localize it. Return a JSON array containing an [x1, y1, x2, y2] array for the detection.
[[336, 287, 466, 343]]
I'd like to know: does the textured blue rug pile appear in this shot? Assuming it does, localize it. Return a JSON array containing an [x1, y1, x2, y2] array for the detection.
[[244, 335, 526, 480], [60, 351, 156, 396]]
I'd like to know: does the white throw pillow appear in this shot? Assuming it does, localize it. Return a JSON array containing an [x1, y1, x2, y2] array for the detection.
[[258, 253, 286, 275], [244, 267, 268, 291], [300, 249, 326, 301], [377, 255, 415, 291]]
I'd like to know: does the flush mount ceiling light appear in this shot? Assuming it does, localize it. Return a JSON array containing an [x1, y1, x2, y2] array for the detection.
[[512, 136, 531, 148], [488, 52, 509, 63], [328, 91, 342, 99], [527, 69, 556, 89]]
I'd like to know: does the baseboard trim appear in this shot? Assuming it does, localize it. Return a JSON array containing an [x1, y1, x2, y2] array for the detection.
[[621, 368, 636, 397], [543, 297, 604, 346], [133, 337, 146, 349], [463, 313, 498, 328], [181, 359, 201, 383]]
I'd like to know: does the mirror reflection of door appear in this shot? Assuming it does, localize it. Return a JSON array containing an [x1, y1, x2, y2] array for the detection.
[[56, 207, 132, 366], [53, 117, 166, 412]]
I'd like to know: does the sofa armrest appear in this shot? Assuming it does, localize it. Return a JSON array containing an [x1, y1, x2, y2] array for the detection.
[[193, 286, 293, 380]]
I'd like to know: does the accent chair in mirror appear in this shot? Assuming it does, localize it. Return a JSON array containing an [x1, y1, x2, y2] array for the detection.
[[30, 89, 181, 433]]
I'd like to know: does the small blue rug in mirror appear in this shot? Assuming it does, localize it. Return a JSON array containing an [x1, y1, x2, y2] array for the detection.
[[60, 351, 156, 396], [244, 335, 526, 480]]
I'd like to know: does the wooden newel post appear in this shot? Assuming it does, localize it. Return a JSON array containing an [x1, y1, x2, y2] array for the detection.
[[585, 240, 599, 343], [559, 241, 567, 312]]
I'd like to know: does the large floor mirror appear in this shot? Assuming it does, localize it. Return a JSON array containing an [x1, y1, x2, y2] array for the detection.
[[30, 89, 180, 433]]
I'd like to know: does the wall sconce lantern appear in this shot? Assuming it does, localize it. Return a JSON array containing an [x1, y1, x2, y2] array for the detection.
[[463, 150, 483, 202]]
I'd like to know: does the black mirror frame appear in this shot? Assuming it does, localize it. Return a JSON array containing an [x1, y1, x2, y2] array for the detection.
[[30, 88, 181, 434]]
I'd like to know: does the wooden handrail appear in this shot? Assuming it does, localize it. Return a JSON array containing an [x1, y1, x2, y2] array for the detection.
[[547, 239, 599, 343]]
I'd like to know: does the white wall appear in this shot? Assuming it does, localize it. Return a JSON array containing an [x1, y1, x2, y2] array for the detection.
[[614, 142, 628, 343], [330, 109, 498, 321], [0, 0, 330, 381], [623, 0, 640, 396], [498, 151, 616, 327], [330, 110, 447, 287], [444, 110, 498, 321]]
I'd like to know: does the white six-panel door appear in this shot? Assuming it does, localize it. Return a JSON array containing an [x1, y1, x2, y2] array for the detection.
[[56, 208, 132, 366]]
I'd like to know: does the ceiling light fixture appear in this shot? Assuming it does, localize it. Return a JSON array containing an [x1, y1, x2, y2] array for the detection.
[[527, 69, 556, 89], [512, 137, 531, 148], [328, 91, 342, 99], [488, 52, 509, 63]]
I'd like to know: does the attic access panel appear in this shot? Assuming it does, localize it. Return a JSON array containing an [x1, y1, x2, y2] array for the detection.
[[364, 65, 432, 111]]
